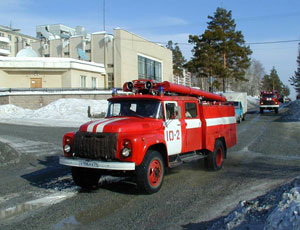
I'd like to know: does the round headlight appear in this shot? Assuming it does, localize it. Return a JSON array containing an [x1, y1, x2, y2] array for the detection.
[[121, 148, 131, 158], [64, 144, 71, 153]]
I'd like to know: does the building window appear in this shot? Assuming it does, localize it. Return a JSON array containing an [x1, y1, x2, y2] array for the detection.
[[81, 75, 87, 88], [0, 32, 4, 37], [8, 35, 11, 40], [91, 77, 97, 88], [108, 73, 114, 89], [138, 55, 162, 82]]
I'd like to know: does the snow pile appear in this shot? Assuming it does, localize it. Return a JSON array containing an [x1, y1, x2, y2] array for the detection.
[[0, 98, 108, 127], [280, 99, 300, 122], [265, 187, 300, 230], [0, 104, 32, 118], [207, 177, 300, 230], [30, 98, 108, 120]]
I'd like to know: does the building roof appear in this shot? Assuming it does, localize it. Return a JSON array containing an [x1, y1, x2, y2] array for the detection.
[[0, 25, 38, 40], [0, 57, 106, 74]]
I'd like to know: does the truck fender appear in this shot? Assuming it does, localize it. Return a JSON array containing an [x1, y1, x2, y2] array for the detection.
[[137, 134, 167, 166]]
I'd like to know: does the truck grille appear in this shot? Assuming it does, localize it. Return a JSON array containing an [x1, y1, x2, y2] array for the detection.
[[73, 132, 118, 160], [263, 101, 275, 105]]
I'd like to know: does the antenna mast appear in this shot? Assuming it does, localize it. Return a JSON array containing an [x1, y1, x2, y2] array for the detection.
[[103, 0, 106, 31]]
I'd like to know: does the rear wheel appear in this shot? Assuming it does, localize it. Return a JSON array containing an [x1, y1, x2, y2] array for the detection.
[[242, 114, 246, 121], [205, 139, 225, 171], [72, 167, 101, 189], [136, 150, 165, 194]]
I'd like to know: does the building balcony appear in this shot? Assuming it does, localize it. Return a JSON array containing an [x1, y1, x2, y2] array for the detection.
[[0, 42, 10, 56], [0, 48, 10, 56], [0, 36, 10, 44]]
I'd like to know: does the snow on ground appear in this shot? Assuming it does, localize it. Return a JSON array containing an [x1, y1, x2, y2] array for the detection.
[[0, 98, 108, 127], [206, 177, 300, 230]]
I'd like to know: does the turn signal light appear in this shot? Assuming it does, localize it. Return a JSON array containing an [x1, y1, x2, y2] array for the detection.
[[121, 139, 132, 158], [63, 132, 75, 157]]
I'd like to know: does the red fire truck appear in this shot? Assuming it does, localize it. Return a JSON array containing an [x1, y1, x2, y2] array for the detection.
[[60, 80, 237, 194], [259, 90, 280, 114]]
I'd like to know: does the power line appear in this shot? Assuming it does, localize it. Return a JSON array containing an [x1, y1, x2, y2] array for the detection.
[[115, 37, 300, 46], [247, 39, 300, 45]]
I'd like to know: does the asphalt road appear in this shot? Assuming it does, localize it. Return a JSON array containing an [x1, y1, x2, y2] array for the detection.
[[0, 102, 300, 230]]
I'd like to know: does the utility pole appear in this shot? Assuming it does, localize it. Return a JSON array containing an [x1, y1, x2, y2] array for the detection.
[[103, 0, 106, 31]]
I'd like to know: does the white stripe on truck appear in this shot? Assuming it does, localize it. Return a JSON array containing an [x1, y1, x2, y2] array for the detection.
[[206, 116, 236, 126]]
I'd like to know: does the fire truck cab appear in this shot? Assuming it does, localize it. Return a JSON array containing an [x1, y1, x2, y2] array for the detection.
[[60, 80, 237, 194]]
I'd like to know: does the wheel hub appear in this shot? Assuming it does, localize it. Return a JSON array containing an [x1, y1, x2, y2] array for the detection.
[[149, 159, 162, 186]]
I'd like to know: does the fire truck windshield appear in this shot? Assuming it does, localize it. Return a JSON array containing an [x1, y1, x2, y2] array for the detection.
[[263, 94, 276, 98], [107, 100, 162, 118]]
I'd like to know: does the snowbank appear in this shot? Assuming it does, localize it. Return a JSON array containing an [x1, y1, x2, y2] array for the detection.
[[207, 177, 300, 230], [0, 98, 108, 127]]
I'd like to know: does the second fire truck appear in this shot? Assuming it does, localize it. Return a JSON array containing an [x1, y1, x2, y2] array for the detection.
[[259, 90, 280, 114]]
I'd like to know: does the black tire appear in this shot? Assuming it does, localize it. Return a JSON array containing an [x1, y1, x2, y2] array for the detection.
[[275, 108, 278, 114], [260, 108, 264, 114], [72, 167, 101, 189], [205, 139, 225, 171], [242, 114, 246, 121], [136, 150, 165, 194]]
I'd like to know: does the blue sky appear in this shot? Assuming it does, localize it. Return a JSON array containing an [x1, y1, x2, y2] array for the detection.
[[0, 0, 299, 98]]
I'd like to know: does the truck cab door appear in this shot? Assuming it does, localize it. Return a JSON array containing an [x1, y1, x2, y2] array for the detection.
[[184, 102, 202, 151], [164, 101, 183, 155]]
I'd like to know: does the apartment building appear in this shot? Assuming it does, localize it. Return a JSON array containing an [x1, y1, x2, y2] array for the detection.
[[0, 24, 173, 90], [31, 25, 173, 88], [0, 25, 39, 57]]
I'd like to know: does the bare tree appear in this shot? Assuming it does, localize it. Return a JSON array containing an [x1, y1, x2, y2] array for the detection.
[[230, 59, 265, 96]]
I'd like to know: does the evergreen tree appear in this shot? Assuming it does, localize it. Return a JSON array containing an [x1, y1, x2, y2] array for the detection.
[[166, 40, 186, 76], [262, 67, 288, 95], [281, 85, 290, 97], [188, 7, 252, 92], [289, 49, 300, 96]]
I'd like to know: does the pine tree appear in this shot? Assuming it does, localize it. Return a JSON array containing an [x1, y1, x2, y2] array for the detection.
[[281, 85, 290, 97], [188, 7, 252, 92], [166, 41, 186, 76], [262, 67, 288, 95], [289, 49, 300, 96]]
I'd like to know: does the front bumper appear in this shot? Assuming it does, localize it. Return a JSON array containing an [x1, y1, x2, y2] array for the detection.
[[59, 156, 135, 171], [260, 105, 279, 108]]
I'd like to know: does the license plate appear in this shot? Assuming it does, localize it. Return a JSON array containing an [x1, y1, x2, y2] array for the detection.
[[79, 161, 99, 168]]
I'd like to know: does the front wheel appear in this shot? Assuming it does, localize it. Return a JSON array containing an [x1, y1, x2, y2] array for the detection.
[[260, 108, 264, 114], [205, 139, 225, 171], [136, 150, 165, 194], [275, 108, 278, 114], [72, 167, 101, 189]]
